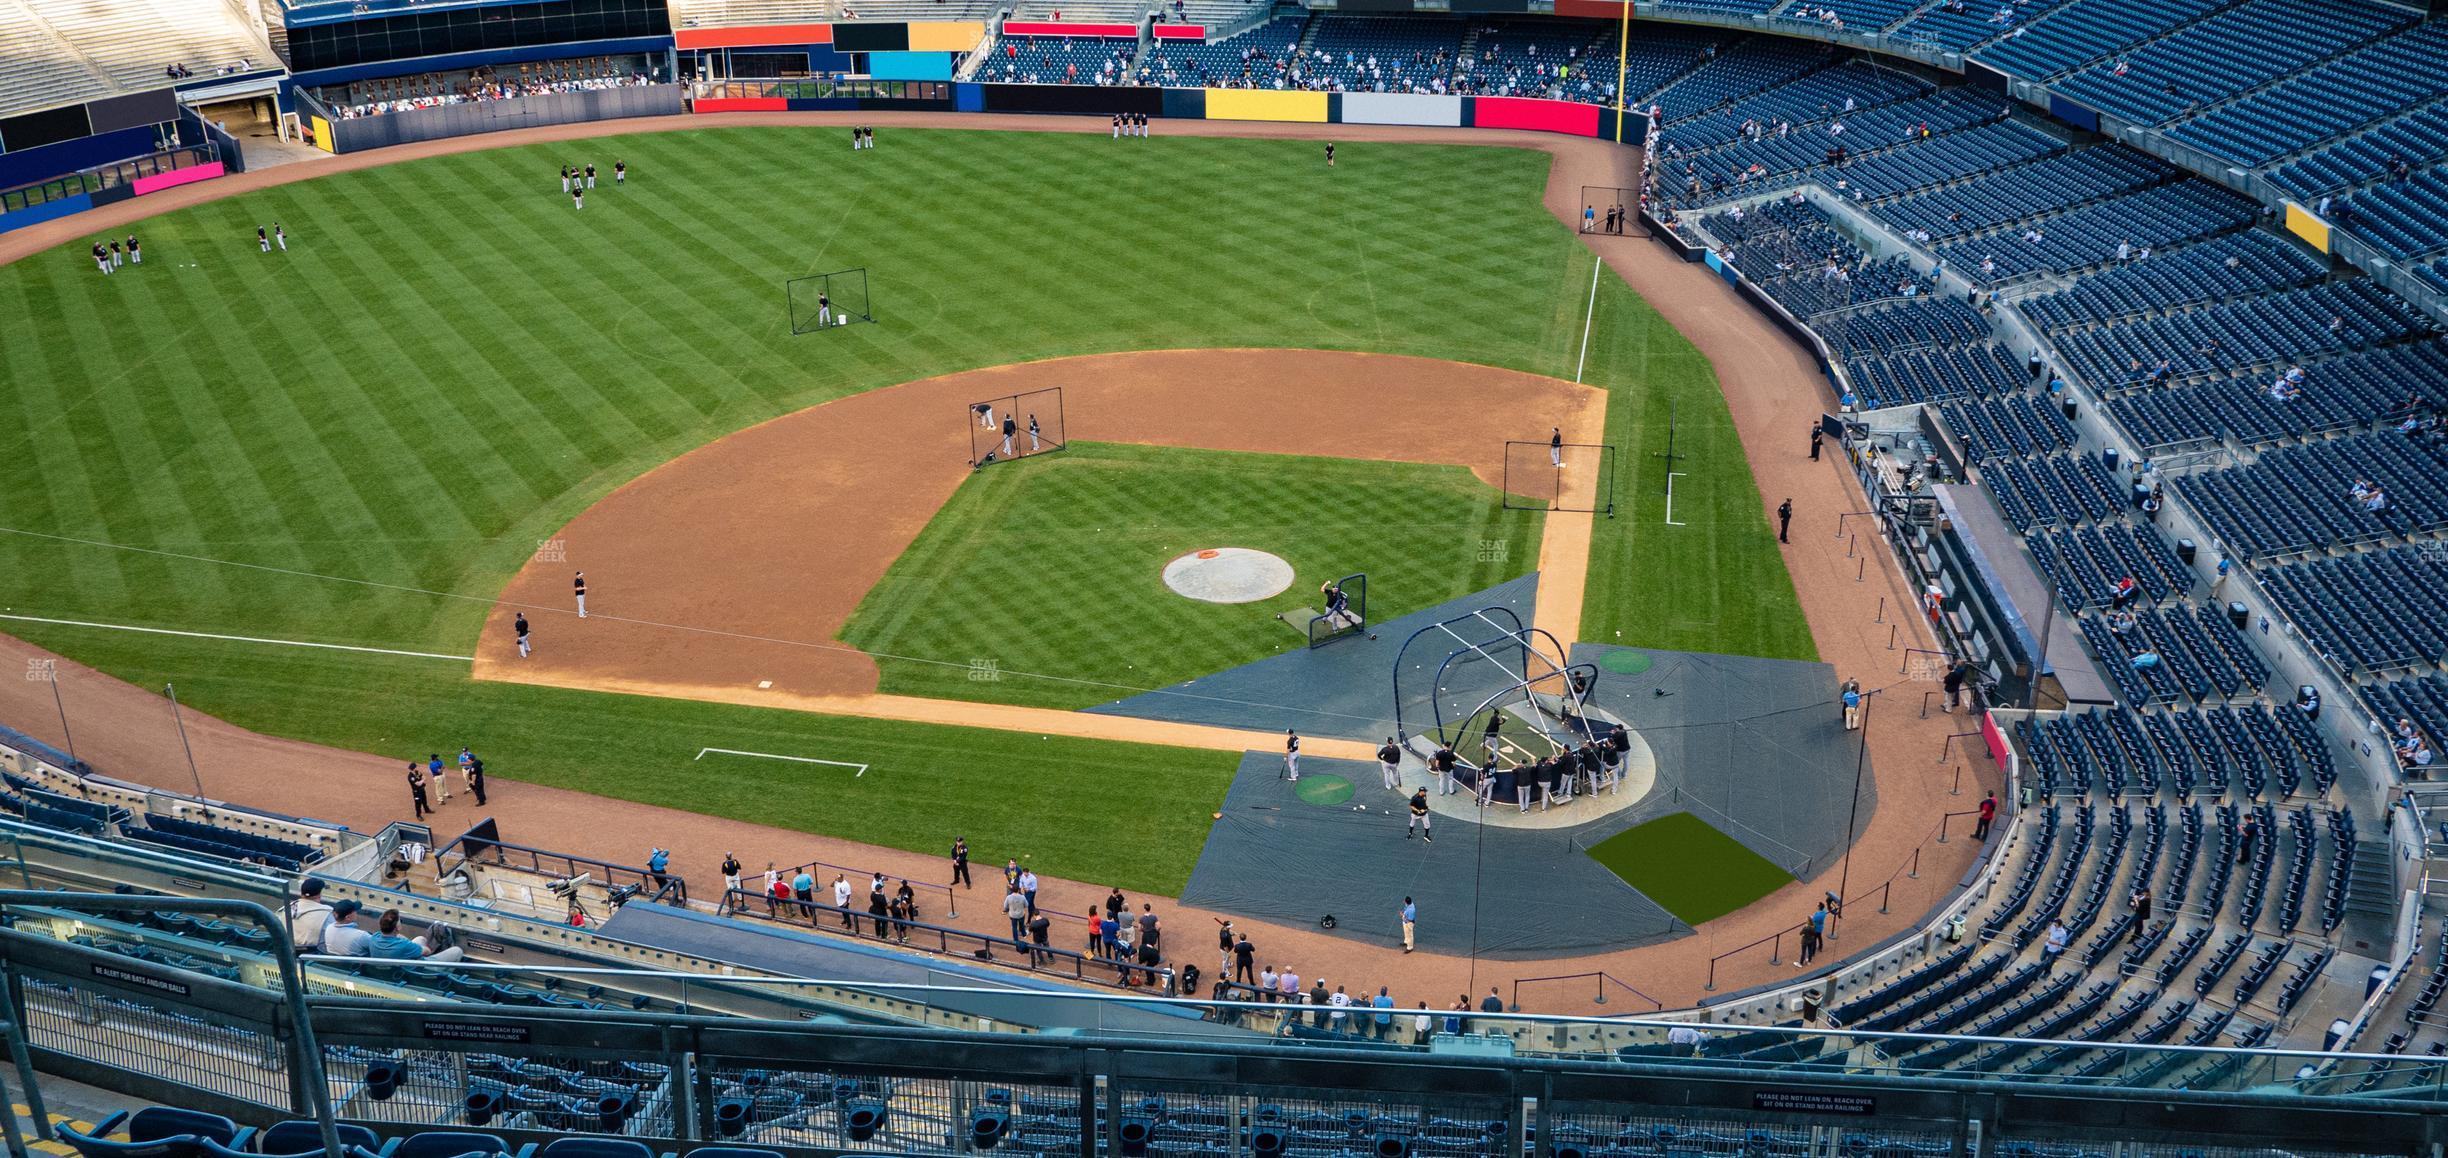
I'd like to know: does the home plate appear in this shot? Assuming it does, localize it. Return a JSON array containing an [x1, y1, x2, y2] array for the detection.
[[1163, 548, 1294, 604]]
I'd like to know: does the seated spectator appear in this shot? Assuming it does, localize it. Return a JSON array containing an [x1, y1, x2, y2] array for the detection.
[[2042, 921, 2068, 956], [367, 909, 464, 961], [321, 900, 372, 956], [2106, 609, 2139, 634]]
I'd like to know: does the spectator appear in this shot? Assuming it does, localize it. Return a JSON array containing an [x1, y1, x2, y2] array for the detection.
[[322, 900, 372, 956], [1003, 887, 1029, 946], [2042, 921, 2068, 957], [287, 878, 334, 953], [1973, 791, 1997, 841]]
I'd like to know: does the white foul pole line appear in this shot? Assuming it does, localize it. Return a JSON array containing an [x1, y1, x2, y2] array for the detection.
[[694, 747, 869, 777], [1665, 473, 1689, 526], [0, 614, 474, 661], [1574, 257, 1603, 384]]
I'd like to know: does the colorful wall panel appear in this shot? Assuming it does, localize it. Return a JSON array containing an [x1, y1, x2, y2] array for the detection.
[[1338, 91, 1462, 127], [1002, 20, 1136, 36], [675, 23, 832, 48], [131, 161, 225, 195], [0, 191, 94, 235], [2284, 202, 2331, 253], [1468, 96, 1599, 136], [1204, 88, 1328, 123], [906, 21, 985, 49], [868, 51, 956, 80]]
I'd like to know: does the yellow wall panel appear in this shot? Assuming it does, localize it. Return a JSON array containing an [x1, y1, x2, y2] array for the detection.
[[1204, 88, 1329, 123], [2284, 202, 2330, 253], [906, 21, 984, 50]]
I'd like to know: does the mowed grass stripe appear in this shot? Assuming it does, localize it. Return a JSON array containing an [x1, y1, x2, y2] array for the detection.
[[842, 443, 1545, 709]]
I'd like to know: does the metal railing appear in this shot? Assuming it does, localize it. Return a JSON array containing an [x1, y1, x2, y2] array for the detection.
[[715, 886, 1172, 990], [435, 834, 686, 907], [0, 144, 220, 216]]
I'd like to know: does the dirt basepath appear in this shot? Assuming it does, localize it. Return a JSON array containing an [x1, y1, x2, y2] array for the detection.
[[0, 110, 1995, 1011], [471, 349, 1606, 719]]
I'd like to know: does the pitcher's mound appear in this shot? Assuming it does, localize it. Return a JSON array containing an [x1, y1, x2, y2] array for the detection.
[[1163, 548, 1294, 604]]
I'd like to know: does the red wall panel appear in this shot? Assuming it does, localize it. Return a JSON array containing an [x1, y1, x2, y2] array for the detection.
[[1000, 20, 1136, 35], [693, 97, 789, 112], [1471, 96, 1600, 137]]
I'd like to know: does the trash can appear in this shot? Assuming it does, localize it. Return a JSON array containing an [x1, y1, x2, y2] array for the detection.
[[2103, 447, 2120, 472], [2228, 601, 2249, 629], [2177, 538, 2197, 565], [2368, 965, 2391, 999], [2061, 400, 2078, 421]]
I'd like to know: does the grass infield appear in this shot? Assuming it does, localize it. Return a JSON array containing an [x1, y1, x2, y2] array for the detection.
[[0, 127, 1812, 887], [1584, 812, 1794, 927], [841, 442, 1542, 709]]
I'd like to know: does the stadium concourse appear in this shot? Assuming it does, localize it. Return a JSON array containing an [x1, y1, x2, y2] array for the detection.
[[0, 112, 1980, 1009]]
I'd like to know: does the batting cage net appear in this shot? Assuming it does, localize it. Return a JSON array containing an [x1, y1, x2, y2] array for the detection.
[[1391, 607, 1594, 757], [966, 386, 1067, 468], [1501, 440, 1617, 516], [787, 268, 873, 335], [1578, 185, 1644, 237]]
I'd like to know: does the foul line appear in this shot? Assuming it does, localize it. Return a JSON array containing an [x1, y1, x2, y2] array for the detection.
[[694, 747, 868, 776], [0, 614, 474, 661], [1574, 257, 1603, 384], [1664, 472, 1688, 527]]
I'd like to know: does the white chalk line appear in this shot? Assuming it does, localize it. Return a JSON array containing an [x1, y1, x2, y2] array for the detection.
[[1574, 257, 1603, 384], [1665, 472, 1688, 527], [0, 614, 474, 661], [694, 747, 868, 777]]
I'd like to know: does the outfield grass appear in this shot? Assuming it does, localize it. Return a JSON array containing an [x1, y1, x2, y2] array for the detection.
[[841, 442, 1542, 708], [1584, 812, 1795, 927], [0, 126, 1811, 874]]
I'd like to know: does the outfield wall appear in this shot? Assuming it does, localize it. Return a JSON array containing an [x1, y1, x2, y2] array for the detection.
[[320, 85, 686, 153], [679, 79, 1629, 143]]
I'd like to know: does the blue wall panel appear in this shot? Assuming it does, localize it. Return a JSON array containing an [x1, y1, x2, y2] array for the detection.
[[0, 193, 97, 236], [0, 127, 158, 191]]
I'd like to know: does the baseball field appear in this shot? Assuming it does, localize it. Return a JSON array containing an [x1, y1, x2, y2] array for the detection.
[[0, 123, 1812, 893]]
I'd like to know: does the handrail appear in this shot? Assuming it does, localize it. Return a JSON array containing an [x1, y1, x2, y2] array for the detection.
[[436, 835, 686, 906], [1510, 970, 1664, 1012], [1702, 881, 1891, 993], [715, 886, 1173, 992], [768, 856, 964, 920], [0, 889, 340, 1158]]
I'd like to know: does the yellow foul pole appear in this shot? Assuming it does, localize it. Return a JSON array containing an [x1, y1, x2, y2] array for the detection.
[[1614, 0, 1632, 142]]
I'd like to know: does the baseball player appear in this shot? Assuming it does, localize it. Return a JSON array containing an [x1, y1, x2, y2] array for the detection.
[[1432, 743, 1458, 795], [274, 224, 288, 252], [977, 402, 996, 430], [109, 240, 123, 268], [126, 235, 140, 265], [614, 160, 626, 185], [1377, 738, 1402, 791], [1325, 142, 1336, 167], [574, 571, 588, 618], [1550, 427, 1563, 467], [1283, 730, 1301, 781], [1406, 789, 1431, 841], [515, 612, 531, 658], [584, 163, 596, 189], [257, 226, 270, 253], [1001, 415, 1017, 459], [560, 165, 571, 193], [1028, 414, 1042, 453], [1113, 113, 1122, 140], [92, 242, 110, 275], [818, 290, 833, 328], [572, 186, 584, 210]]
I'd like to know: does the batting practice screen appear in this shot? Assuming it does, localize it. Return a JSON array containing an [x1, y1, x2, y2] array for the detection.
[[787, 268, 874, 335], [966, 386, 1067, 467], [1502, 441, 1618, 516], [1578, 185, 1643, 237]]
